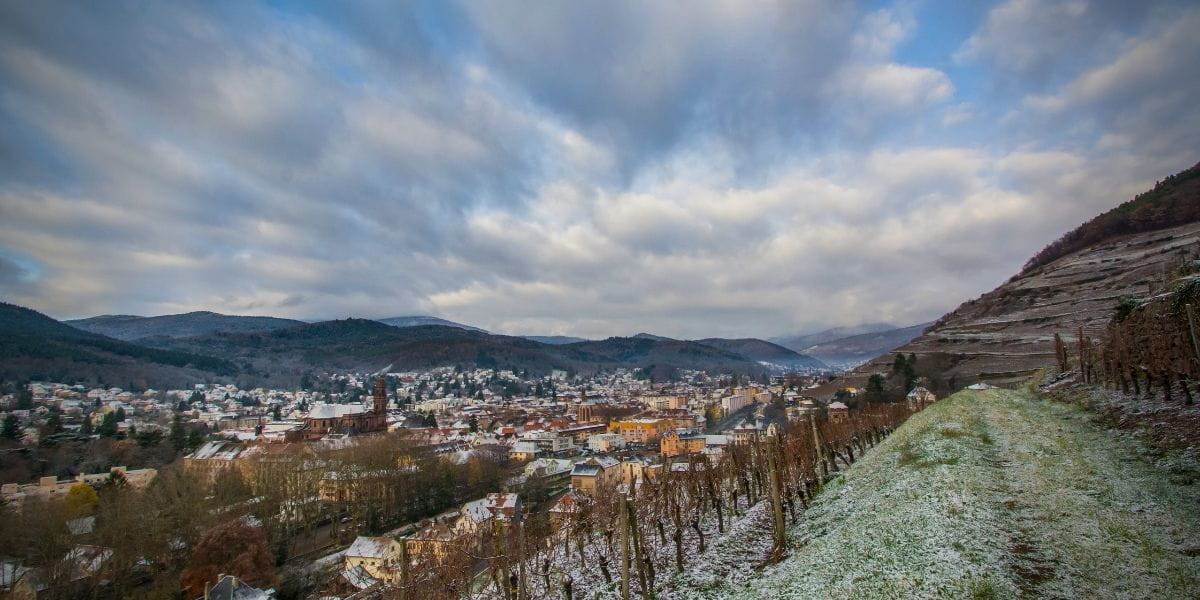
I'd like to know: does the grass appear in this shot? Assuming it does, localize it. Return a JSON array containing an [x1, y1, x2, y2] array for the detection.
[[704, 388, 1200, 599]]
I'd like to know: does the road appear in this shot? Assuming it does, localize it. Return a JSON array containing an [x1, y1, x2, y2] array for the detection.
[[706, 402, 759, 433]]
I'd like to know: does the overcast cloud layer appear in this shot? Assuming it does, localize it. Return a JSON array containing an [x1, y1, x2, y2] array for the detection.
[[1, 0, 1198, 339]]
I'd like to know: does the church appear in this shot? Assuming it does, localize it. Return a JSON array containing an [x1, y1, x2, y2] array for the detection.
[[288, 378, 390, 441]]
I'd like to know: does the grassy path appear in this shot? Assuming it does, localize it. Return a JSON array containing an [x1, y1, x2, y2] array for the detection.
[[709, 388, 1200, 599]]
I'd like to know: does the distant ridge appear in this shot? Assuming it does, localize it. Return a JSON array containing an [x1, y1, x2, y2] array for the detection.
[[376, 315, 486, 332], [799, 323, 931, 369], [524, 335, 589, 345], [67, 311, 303, 341], [770, 323, 896, 352]]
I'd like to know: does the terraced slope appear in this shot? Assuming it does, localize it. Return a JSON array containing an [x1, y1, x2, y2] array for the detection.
[[708, 389, 1200, 599], [864, 220, 1200, 387]]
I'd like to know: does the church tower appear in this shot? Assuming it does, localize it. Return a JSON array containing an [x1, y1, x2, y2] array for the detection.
[[373, 378, 388, 414]]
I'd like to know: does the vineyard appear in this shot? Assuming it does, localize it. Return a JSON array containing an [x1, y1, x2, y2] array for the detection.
[[371, 402, 917, 599], [1066, 249, 1200, 405]]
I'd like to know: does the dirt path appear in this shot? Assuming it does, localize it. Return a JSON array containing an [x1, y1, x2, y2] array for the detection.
[[708, 388, 1200, 599], [981, 389, 1200, 598]]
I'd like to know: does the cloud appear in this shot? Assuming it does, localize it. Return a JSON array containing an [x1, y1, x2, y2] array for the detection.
[[0, 1, 1197, 339]]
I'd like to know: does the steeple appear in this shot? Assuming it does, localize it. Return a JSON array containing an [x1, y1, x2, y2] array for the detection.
[[373, 378, 387, 414]]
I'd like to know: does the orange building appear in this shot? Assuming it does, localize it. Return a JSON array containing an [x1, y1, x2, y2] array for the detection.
[[609, 418, 667, 444]]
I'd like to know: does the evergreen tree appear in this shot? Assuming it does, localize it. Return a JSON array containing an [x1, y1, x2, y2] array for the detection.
[[40, 413, 63, 437], [80, 413, 93, 435], [169, 414, 187, 452], [16, 387, 33, 410], [1, 414, 20, 440], [97, 411, 119, 437]]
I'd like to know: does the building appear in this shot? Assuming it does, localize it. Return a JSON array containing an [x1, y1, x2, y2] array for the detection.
[[549, 491, 589, 526], [721, 394, 748, 415], [197, 574, 275, 600], [619, 455, 659, 486], [289, 379, 389, 441], [638, 394, 688, 410], [660, 429, 706, 457], [523, 458, 574, 484], [586, 433, 627, 453], [570, 456, 621, 496], [2, 467, 157, 510], [318, 468, 403, 504], [510, 430, 574, 461], [343, 536, 403, 584], [828, 401, 849, 423], [182, 441, 246, 483], [558, 423, 607, 444], [731, 423, 762, 445], [406, 523, 468, 561], [609, 418, 667, 444]]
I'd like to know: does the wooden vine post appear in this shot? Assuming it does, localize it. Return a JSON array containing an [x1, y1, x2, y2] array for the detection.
[[766, 423, 787, 561], [619, 494, 631, 600], [1187, 304, 1200, 368], [398, 537, 409, 600]]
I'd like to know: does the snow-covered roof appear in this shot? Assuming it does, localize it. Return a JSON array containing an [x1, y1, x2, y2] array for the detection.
[[345, 536, 397, 559], [828, 401, 848, 409], [307, 402, 369, 419], [342, 565, 378, 591], [187, 441, 243, 460]]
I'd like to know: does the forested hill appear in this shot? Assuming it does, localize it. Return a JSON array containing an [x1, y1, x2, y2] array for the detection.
[[695, 338, 827, 370], [0, 302, 236, 388], [67, 311, 304, 341], [140, 320, 800, 386], [1023, 161, 1200, 273]]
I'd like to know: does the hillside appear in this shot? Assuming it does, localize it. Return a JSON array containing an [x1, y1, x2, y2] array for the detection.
[[798, 322, 931, 369], [701, 389, 1200, 598], [376, 315, 485, 332], [851, 163, 1200, 389], [0, 302, 236, 388], [67, 311, 304, 341], [695, 337, 827, 371], [148, 321, 776, 384]]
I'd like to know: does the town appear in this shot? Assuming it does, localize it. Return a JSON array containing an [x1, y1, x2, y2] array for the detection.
[[0, 366, 936, 598]]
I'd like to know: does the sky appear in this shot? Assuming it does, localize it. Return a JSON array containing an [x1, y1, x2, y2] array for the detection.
[[1, 0, 1198, 340]]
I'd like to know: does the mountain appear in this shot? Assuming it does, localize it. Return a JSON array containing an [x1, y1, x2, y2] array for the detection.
[[696, 338, 827, 371], [798, 323, 932, 369], [67, 311, 304, 341], [1, 302, 236, 388], [851, 161, 1200, 389], [146, 322, 774, 385], [523, 335, 589, 345], [376, 316, 486, 332], [631, 332, 674, 341], [560, 336, 770, 377], [770, 323, 897, 353]]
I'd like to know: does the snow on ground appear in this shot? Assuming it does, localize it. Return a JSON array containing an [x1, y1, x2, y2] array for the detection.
[[700, 388, 1200, 599]]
